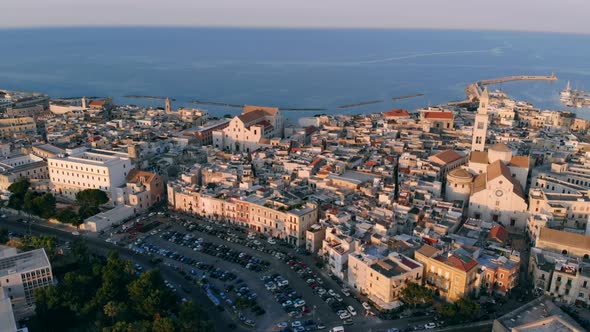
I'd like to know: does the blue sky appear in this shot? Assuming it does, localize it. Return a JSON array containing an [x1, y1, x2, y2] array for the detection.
[[3, 0, 588, 34]]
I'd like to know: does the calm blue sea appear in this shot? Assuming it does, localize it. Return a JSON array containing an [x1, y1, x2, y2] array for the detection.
[[2, 27, 590, 119]]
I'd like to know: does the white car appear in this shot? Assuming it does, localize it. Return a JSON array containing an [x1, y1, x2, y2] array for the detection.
[[347, 305, 357, 316], [362, 302, 371, 310], [328, 289, 337, 297], [267, 238, 276, 244], [277, 322, 288, 328], [291, 321, 302, 328], [338, 311, 351, 320], [72, 231, 80, 236], [341, 288, 351, 296], [424, 322, 436, 329], [293, 299, 306, 307]]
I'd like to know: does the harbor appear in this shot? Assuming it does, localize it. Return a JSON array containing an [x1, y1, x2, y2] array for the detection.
[[560, 81, 590, 108]]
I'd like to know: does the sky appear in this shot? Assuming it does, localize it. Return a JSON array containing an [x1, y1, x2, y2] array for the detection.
[[3, 0, 589, 34]]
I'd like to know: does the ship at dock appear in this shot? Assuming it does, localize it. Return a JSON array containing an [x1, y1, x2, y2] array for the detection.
[[560, 81, 590, 108]]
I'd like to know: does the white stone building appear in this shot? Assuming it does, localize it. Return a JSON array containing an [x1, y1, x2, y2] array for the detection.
[[48, 148, 133, 200], [212, 105, 283, 153], [0, 247, 53, 319]]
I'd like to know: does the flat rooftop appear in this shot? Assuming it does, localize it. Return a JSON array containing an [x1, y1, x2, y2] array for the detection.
[[0, 248, 50, 277], [495, 296, 584, 332]]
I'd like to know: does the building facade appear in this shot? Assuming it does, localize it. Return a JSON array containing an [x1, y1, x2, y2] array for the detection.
[[48, 148, 133, 200]]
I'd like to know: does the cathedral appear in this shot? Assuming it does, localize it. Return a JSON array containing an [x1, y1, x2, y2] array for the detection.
[[465, 88, 530, 228]]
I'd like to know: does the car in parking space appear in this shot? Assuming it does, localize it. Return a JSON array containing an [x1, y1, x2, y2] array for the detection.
[[328, 289, 337, 297], [267, 237, 276, 245], [347, 305, 357, 316], [292, 320, 302, 328], [293, 299, 306, 307], [294, 327, 305, 332], [277, 322, 289, 328], [362, 302, 371, 310], [317, 288, 327, 295], [244, 319, 256, 327], [341, 288, 351, 296], [424, 322, 436, 329]]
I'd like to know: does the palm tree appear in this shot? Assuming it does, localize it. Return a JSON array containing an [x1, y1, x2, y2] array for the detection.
[[104, 301, 120, 325]]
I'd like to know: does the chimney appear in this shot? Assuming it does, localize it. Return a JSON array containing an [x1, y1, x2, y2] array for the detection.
[[81, 96, 87, 109]]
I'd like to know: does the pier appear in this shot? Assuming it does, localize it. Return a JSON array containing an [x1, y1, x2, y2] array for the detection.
[[465, 73, 557, 101]]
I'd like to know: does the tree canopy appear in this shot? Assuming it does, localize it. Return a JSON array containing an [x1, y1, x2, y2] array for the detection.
[[436, 297, 481, 324], [401, 282, 434, 307], [30, 246, 212, 332], [75, 189, 109, 207]]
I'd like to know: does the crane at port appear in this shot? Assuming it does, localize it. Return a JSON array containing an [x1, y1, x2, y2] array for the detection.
[[123, 95, 176, 113]]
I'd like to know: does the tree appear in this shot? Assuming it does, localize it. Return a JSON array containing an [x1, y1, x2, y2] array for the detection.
[[104, 301, 127, 325], [8, 178, 30, 196], [401, 282, 434, 307], [436, 297, 481, 323], [33, 193, 57, 218], [0, 229, 8, 244], [55, 209, 80, 225], [78, 205, 100, 220], [152, 317, 175, 332], [75, 189, 108, 207], [177, 301, 213, 332]]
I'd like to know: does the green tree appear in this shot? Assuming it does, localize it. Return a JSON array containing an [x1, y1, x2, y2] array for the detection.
[[76, 189, 108, 207], [32, 193, 57, 218], [104, 301, 127, 325], [401, 282, 434, 307], [177, 301, 213, 332], [127, 270, 176, 319], [0, 229, 8, 244], [79, 205, 100, 220], [436, 297, 481, 323], [55, 208, 80, 224], [152, 317, 175, 332], [7, 178, 30, 196]]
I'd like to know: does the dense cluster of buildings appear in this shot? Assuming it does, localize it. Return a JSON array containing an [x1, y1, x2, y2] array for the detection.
[[2, 86, 590, 329]]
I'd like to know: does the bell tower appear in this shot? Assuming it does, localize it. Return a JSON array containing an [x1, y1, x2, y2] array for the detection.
[[471, 88, 490, 152]]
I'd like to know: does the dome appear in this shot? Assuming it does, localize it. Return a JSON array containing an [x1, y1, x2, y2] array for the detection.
[[447, 168, 473, 182]]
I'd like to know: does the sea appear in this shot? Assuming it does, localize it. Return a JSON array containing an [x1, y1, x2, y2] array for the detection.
[[2, 27, 590, 120]]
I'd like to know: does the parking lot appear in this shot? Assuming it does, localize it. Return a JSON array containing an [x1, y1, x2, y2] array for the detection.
[[119, 211, 384, 331]]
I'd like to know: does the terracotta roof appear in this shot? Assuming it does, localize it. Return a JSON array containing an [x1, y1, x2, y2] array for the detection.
[[438, 253, 478, 272], [509, 156, 530, 168], [416, 244, 439, 258], [127, 169, 158, 184], [471, 173, 487, 195], [242, 105, 279, 116], [89, 100, 106, 106], [424, 111, 453, 120], [383, 109, 410, 118], [448, 168, 473, 180], [489, 142, 512, 152], [538, 227, 590, 251], [488, 225, 508, 243], [238, 109, 267, 124], [469, 151, 489, 164], [487, 160, 512, 181], [429, 149, 463, 165]]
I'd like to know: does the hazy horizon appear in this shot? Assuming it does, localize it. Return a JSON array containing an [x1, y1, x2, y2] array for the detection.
[[3, 0, 589, 35]]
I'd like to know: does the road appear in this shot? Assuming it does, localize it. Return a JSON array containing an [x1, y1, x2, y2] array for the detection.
[[0, 214, 245, 332]]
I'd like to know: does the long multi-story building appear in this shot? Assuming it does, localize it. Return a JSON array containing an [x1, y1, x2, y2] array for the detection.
[[414, 244, 480, 302], [0, 117, 36, 138], [167, 182, 317, 246], [48, 148, 133, 200], [0, 247, 53, 319]]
